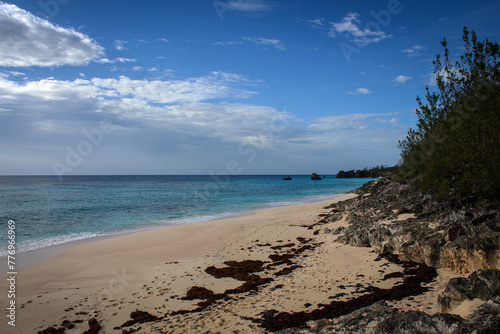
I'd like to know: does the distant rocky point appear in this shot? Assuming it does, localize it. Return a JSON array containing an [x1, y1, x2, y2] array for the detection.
[[336, 165, 398, 178], [337, 169, 375, 178], [282, 177, 292, 181]]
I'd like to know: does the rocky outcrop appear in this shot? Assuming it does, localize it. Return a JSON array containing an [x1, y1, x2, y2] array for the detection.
[[283, 177, 293, 180], [311, 173, 322, 180], [324, 178, 500, 274], [276, 298, 500, 334], [437, 269, 500, 312]]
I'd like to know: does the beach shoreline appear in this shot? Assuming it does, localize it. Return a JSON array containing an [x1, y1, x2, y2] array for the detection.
[[0, 192, 454, 333], [0, 192, 349, 271]]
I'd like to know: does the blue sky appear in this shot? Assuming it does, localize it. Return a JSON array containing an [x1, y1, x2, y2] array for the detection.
[[1, 0, 499, 176]]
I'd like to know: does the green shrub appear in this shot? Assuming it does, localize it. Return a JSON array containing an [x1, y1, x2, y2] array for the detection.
[[398, 28, 500, 201]]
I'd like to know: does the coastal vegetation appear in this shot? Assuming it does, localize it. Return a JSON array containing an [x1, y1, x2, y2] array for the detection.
[[397, 27, 500, 202]]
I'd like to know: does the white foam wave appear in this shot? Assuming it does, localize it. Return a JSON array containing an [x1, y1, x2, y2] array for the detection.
[[0, 232, 100, 256]]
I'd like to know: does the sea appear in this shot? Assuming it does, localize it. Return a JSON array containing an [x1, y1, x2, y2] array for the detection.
[[0, 175, 372, 256]]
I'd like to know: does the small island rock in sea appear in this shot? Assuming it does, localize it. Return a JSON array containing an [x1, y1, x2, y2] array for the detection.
[[311, 173, 322, 180]]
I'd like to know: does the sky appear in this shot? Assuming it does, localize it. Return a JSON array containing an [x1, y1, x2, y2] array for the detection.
[[0, 0, 499, 176]]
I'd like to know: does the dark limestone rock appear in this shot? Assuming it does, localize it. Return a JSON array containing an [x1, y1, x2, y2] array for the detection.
[[374, 311, 464, 334], [323, 300, 397, 333], [311, 173, 322, 180], [277, 298, 500, 333], [438, 269, 500, 312], [467, 270, 500, 300], [463, 297, 500, 332], [324, 177, 500, 274], [282, 177, 293, 180]]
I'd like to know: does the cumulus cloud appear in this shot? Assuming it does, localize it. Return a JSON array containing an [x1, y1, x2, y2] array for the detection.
[[243, 37, 285, 50], [392, 75, 413, 84], [0, 73, 405, 174], [346, 88, 372, 95], [328, 13, 391, 45], [402, 45, 426, 58], [0, 3, 104, 67], [0, 72, 255, 109], [0, 72, 290, 173]]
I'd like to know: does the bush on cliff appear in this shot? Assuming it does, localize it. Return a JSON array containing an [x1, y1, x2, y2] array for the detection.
[[397, 27, 500, 201]]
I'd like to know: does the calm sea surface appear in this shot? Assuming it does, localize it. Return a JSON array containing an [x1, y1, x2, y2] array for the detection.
[[0, 175, 372, 255]]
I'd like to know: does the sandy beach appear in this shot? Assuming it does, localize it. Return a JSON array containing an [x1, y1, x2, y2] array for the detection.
[[1, 193, 456, 334]]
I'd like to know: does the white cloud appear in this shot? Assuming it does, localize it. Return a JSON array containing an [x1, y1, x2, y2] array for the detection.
[[0, 3, 104, 67], [0, 72, 255, 106], [243, 37, 285, 50], [306, 18, 325, 28], [426, 67, 463, 86], [212, 41, 243, 46], [8, 71, 25, 76], [115, 57, 136, 63], [0, 70, 25, 78], [0, 72, 406, 174], [0, 72, 290, 173], [218, 0, 277, 13], [392, 75, 413, 84], [347, 88, 372, 95], [96, 58, 111, 64], [114, 40, 127, 50], [328, 13, 391, 45], [402, 45, 426, 58], [96, 57, 136, 64], [309, 112, 400, 132]]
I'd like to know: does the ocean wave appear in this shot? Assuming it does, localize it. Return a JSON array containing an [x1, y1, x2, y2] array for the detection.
[[0, 232, 101, 256]]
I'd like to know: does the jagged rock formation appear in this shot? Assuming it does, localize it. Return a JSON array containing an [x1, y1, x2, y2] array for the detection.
[[311, 173, 322, 180], [276, 298, 500, 334], [438, 269, 500, 312], [324, 178, 500, 274]]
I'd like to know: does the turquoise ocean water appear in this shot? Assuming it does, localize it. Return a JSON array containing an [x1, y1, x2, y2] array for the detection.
[[0, 175, 372, 256]]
